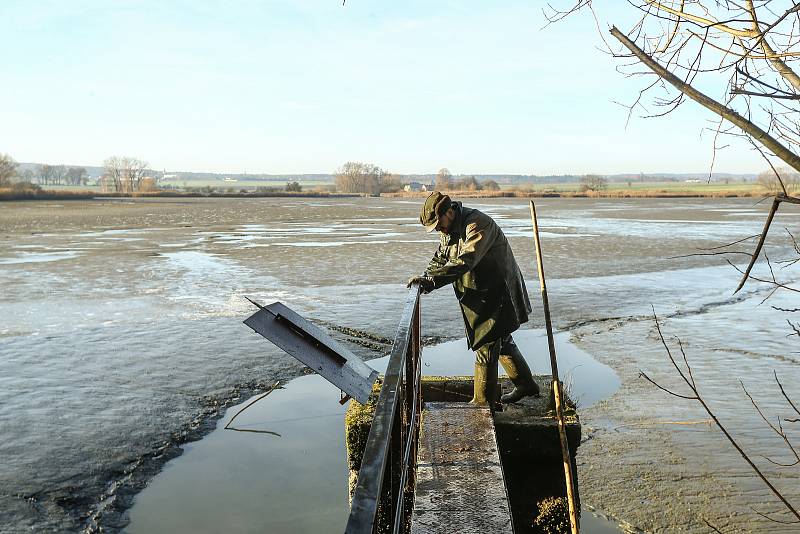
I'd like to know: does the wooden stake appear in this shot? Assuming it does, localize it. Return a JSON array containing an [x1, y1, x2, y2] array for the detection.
[[530, 201, 580, 534]]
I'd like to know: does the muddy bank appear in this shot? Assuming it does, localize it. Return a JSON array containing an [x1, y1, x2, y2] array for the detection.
[[0, 188, 765, 203], [384, 190, 764, 199], [0, 316, 390, 533], [0, 191, 362, 202], [565, 301, 800, 532]]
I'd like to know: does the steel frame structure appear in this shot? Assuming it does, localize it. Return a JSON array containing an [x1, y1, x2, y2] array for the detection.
[[345, 283, 423, 534]]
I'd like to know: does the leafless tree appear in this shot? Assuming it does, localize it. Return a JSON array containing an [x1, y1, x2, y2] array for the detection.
[[435, 168, 452, 190], [551, 1, 800, 188], [36, 164, 56, 185], [549, 0, 800, 331], [53, 165, 67, 185], [579, 174, 608, 192], [0, 153, 17, 187], [103, 156, 149, 193], [35, 164, 69, 186], [457, 175, 482, 191], [334, 161, 386, 194], [549, 2, 800, 526], [17, 169, 35, 183], [381, 173, 404, 193], [483, 179, 501, 191], [285, 181, 302, 192], [65, 167, 88, 186], [758, 166, 800, 193]]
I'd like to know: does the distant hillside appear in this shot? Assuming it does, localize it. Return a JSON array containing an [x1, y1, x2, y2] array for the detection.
[[17, 163, 333, 183], [16, 162, 758, 184], [603, 172, 758, 183], [400, 173, 758, 184], [165, 172, 334, 182]]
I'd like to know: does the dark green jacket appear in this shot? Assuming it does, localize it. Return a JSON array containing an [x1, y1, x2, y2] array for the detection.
[[425, 202, 532, 350]]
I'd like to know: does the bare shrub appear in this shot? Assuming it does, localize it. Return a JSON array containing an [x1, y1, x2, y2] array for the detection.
[[757, 167, 800, 194], [0, 153, 17, 187], [435, 168, 452, 190], [102, 157, 149, 193], [579, 174, 607, 192], [483, 179, 501, 191]]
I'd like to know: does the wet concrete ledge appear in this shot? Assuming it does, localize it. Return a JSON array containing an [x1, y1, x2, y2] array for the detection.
[[345, 375, 581, 534]]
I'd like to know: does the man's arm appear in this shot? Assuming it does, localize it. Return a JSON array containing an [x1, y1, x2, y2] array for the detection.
[[426, 217, 496, 289], [426, 243, 448, 272], [406, 243, 446, 293]]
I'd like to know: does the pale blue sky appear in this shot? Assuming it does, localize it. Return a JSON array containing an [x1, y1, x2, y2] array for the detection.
[[0, 1, 766, 174]]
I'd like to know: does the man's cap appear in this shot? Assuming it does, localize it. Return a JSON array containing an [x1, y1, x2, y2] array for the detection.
[[419, 191, 452, 232]]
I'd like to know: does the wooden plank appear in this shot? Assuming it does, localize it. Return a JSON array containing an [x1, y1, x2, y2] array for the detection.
[[411, 402, 514, 533]]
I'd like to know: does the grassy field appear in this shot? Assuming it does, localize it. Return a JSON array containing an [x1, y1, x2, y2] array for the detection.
[[499, 180, 760, 194], [29, 180, 764, 194], [2, 180, 770, 201], [159, 179, 333, 189], [28, 184, 104, 192]]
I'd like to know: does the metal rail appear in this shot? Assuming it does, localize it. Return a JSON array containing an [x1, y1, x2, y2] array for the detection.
[[345, 284, 423, 534]]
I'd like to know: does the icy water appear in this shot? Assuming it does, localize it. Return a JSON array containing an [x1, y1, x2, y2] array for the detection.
[[1, 196, 800, 532]]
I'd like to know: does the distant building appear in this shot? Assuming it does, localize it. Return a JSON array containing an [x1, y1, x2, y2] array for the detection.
[[403, 181, 432, 192], [223, 177, 238, 182]]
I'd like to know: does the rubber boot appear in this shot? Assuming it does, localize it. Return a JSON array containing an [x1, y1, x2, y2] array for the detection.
[[470, 361, 498, 408], [500, 346, 540, 404]]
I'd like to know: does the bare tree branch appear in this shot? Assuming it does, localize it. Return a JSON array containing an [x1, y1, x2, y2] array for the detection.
[[609, 26, 800, 173], [734, 197, 782, 293], [646, 312, 800, 522]]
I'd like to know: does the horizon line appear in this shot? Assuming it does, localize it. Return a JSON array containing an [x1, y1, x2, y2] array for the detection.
[[14, 160, 761, 178]]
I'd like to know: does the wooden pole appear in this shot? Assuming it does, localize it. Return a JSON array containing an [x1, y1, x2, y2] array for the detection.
[[529, 201, 580, 534]]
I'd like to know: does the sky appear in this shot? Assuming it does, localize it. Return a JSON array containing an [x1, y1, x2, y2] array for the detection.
[[0, 1, 772, 175]]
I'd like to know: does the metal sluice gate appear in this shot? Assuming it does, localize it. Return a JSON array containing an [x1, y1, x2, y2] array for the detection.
[[245, 284, 514, 533], [244, 284, 424, 534], [243, 298, 379, 404]]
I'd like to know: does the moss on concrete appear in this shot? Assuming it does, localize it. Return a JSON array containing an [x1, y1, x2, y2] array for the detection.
[[533, 497, 573, 534], [344, 380, 381, 474]]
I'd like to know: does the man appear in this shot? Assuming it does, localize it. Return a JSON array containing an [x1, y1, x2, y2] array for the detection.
[[407, 191, 540, 406]]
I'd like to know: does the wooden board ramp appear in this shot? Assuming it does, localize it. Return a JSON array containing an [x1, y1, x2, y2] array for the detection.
[[411, 402, 514, 533]]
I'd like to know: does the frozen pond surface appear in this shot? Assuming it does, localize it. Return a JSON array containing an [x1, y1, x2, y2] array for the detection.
[[125, 330, 620, 533], [1, 196, 799, 532]]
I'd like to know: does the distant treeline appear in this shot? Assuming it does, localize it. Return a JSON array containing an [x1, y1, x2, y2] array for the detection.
[[162, 172, 760, 184], [12, 162, 759, 185]]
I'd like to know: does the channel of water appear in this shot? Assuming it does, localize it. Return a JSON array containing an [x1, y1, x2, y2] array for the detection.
[[125, 329, 622, 533]]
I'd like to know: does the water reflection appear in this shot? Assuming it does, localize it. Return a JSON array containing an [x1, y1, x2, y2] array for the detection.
[[125, 330, 620, 533], [125, 373, 349, 534]]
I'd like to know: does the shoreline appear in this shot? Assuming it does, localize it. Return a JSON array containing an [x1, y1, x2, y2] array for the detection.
[[0, 189, 769, 202], [0, 190, 364, 201], [71, 372, 306, 532], [564, 301, 800, 532], [80, 321, 408, 532], [382, 189, 766, 199]]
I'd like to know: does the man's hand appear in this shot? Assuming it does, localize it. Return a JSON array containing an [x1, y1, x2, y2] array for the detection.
[[406, 275, 434, 294]]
